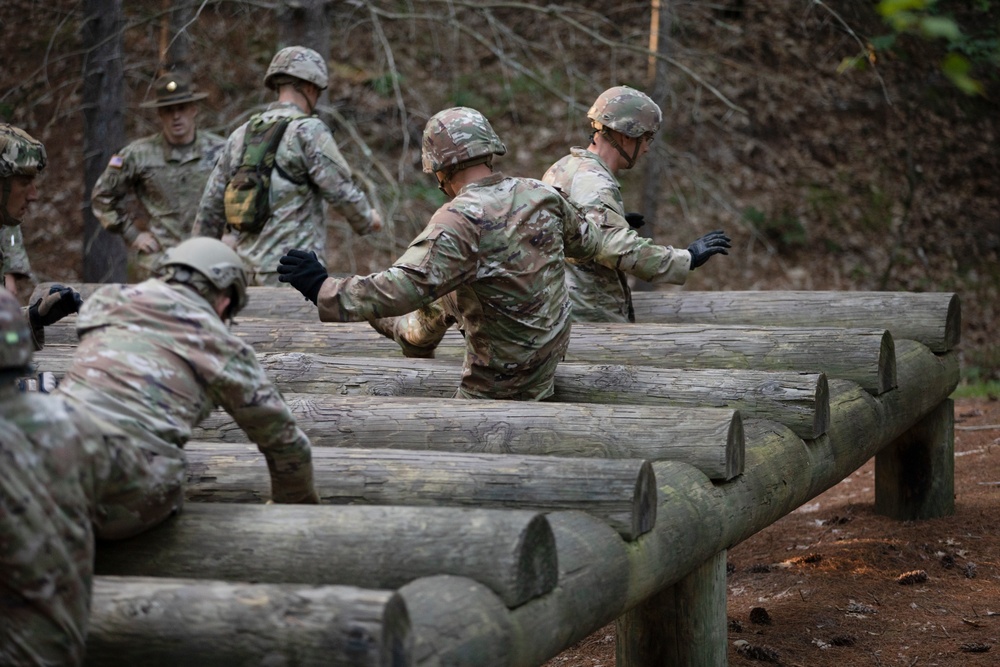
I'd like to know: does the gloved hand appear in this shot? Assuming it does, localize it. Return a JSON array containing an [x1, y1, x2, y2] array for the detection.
[[277, 249, 329, 304], [624, 212, 646, 230], [28, 284, 84, 328], [687, 230, 732, 269]]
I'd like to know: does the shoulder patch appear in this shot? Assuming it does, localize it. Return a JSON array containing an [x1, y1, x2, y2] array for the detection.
[[108, 154, 124, 169]]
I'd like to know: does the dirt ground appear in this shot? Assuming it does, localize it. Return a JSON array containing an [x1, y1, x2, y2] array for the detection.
[[545, 396, 1000, 667]]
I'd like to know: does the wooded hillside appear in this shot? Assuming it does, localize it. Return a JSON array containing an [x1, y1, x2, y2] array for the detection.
[[2, 0, 997, 378]]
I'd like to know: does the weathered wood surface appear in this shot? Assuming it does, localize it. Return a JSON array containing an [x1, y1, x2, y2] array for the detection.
[[31, 349, 829, 439], [87, 576, 412, 667], [33, 284, 959, 353], [95, 504, 556, 609], [185, 443, 656, 541], [631, 290, 960, 352], [40, 317, 895, 394], [193, 395, 744, 481], [394, 340, 960, 666]]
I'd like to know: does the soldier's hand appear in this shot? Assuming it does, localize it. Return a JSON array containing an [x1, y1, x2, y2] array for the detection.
[[277, 249, 329, 304], [132, 231, 161, 254], [687, 230, 731, 269], [624, 212, 646, 230], [28, 284, 84, 328], [369, 209, 384, 234]]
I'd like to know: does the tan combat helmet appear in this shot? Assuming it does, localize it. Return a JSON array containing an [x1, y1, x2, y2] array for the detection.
[[264, 45, 329, 91], [156, 237, 250, 318], [587, 85, 662, 169], [0, 124, 47, 226], [0, 288, 33, 372], [421, 106, 507, 175]]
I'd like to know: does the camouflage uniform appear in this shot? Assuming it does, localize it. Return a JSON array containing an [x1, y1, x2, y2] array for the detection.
[[91, 129, 225, 279], [1, 224, 32, 280], [193, 102, 376, 286], [543, 147, 690, 322], [54, 278, 317, 505]]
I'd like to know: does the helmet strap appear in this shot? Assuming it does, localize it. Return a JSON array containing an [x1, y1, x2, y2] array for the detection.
[[600, 128, 637, 170], [437, 155, 493, 196]]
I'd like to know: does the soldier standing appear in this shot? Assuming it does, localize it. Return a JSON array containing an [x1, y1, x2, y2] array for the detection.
[[0, 289, 179, 666], [543, 85, 731, 322], [54, 237, 320, 528], [91, 70, 225, 281], [278, 107, 681, 400], [193, 45, 382, 286]]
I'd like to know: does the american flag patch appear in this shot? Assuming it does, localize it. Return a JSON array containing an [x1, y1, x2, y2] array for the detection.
[[108, 155, 124, 169]]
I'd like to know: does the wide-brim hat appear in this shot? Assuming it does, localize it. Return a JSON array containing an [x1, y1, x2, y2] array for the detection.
[[139, 71, 209, 108]]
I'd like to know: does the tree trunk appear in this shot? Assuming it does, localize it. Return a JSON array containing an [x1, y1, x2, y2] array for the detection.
[[193, 395, 745, 481], [88, 576, 411, 667], [160, 0, 194, 70], [96, 503, 556, 609], [184, 443, 657, 540], [80, 0, 127, 283]]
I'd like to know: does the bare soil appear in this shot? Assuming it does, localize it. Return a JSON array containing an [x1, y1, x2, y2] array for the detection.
[[545, 396, 1000, 666]]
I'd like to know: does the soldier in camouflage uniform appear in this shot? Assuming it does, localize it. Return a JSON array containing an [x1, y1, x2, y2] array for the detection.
[[0, 124, 84, 346], [55, 237, 320, 519], [543, 85, 731, 322], [0, 289, 180, 666], [278, 107, 685, 400], [193, 46, 381, 286], [92, 71, 225, 281], [3, 224, 32, 295]]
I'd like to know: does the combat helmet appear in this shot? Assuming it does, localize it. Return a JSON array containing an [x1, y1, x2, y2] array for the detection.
[[587, 85, 662, 138], [0, 288, 33, 371], [0, 124, 47, 226], [264, 46, 329, 91], [157, 237, 249, 318], [421, 107, 507, 175]]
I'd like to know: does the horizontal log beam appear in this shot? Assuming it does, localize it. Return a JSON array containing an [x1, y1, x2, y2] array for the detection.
[[193, 395, 744, 481], [31, 349, 828, 439], [184, 443, 657, 541], [630, 290, 960, 352], [95, 504, 556, 609], [31, 286, 960, 354], [87, 576, 411, 667]]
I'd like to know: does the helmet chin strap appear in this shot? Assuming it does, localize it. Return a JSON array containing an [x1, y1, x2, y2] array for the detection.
[[599, 127, 640, 170]]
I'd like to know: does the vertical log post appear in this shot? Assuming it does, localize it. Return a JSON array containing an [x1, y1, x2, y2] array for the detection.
[[875, 399, 955, 520], [615, 550, 728, 667]]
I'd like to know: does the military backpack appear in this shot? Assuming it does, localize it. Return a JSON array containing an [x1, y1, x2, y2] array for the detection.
[[224, 114, 303, 234]]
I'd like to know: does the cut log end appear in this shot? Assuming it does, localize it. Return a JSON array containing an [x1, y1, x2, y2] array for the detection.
[[878, 331, 898, 395], [513, 514, 559, 607], [944, 293, 961, 350], [633, 461, 658, 539], [726, 412, 745, 481], [813, 373, 831, 439]]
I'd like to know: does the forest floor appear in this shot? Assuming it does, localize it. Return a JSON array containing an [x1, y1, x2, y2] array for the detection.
[[545, 396, 1000, 667]]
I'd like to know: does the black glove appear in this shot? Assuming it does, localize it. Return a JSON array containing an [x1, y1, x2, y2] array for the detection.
[[28, 284, 84, 328], [687, 230, 731, 269], [277, 249, 329, 304], [624, 212, 646, 230]]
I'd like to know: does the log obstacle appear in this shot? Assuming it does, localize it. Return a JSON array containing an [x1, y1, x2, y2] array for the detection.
[[32, 349, 828, 439], [40, 318, 895, 394], [34, 284, 958, 353], [95, 504, 557, 609], [192, 395, 745, 481], [87, 576, 412, 667], [184, 443, 657, 541]]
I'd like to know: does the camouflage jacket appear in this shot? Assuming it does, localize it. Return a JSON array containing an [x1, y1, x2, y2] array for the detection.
[[1, 224, 31, 278], [193, 102, 377, 284], [91, 130, 225, 276], [316, 172, 603, 400], [0, 387, 116, 666], [543, 147, 690, 322], [55, 279, 316, 503]]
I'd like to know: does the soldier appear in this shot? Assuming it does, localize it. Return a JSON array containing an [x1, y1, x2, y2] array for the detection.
[[543, 85, 731, 322], [0, 123, 83, 345], [0, 289, 178, 666], [54, 237, 320, 519], [91, 70, 225, 281], [193, 45, 382, 286], [3, 224, 32, 296], [278, 107, 681, 400]]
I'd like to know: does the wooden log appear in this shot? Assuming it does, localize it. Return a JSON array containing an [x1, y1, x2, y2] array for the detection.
[[87, 576, 412, 667], [631, 290, 960, 353], [95, 503, 556, 609], [31, 349, 829, 439], [35, 284, 959, 353], [193, 395, 744, 481], [185, 443, 657, 540], [41, 317, 895, 394]]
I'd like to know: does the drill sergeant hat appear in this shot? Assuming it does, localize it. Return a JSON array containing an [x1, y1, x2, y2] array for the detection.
[[140, 71, 209, 108]]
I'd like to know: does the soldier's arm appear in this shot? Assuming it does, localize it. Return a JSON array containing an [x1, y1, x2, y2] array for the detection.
[[191, 145, 231, 239], [91, 150, 142, 245], [591, 223, 692, 285], [304, 123, 377, 235], [211, 346, 319, 504]]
